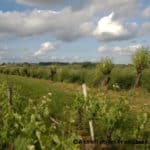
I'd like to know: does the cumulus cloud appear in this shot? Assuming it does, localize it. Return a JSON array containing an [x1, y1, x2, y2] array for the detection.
[[93, 12, 138, 41], [142, 6, 150, 18], [0, 8, 92, 41], [98, 44, 142, 56], [97, 44, 143, 64], [16, 0, 140, 14], [34, 42, 58, 57], [16, 0, 64, 6], [0, 0, 143, 43], [141, 22, 150, 35], [87, 0, 140, 19]]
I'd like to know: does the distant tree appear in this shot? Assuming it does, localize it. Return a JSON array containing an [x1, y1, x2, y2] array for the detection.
[[98, 58, 114, 90], [132, 47, 150, 88]]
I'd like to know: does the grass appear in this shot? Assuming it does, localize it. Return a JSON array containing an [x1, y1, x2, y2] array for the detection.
[[0, 74, 81, 121], [90, 87, 150, 112], [0, 74, 149, 149], [0, 73, 149, 113], [0, 74, 80, 103]]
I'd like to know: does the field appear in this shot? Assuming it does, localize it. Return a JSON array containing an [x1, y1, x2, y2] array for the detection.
[[0, 73, 149, 112], [0, 64, 150, 150]]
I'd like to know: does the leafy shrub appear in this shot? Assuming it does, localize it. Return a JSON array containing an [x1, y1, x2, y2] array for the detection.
[[92, 64, 106, 87], [36, 68, 49, 79], [67, 70, 85, 84], [98, 58, 114, 75], [0, 81, 149, 149], [141, 69, 150, 92], [49, 66, 57, 81], [132, 47, 150, 88], [110, 67, 136, 89], [57, 68, 70, 82], [2, 67, 10, 74], [0, 83, 80, 149], [84, 70, 96, 86], [19, 67, 29, 77], [10, 68, 20, 75], [0, 67, 4, 73], [29, 68, 38, 78], [132, 47, 150, 73], [97, 58, 114, 89], [74, 93, 150, 143]]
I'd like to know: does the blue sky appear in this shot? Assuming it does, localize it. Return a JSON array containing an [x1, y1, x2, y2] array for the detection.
[[0, 0, 150, 64]]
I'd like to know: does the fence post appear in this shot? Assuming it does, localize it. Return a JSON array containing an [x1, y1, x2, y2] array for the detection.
[[89, 120, 94, 141], [82, 83, 95, 141]]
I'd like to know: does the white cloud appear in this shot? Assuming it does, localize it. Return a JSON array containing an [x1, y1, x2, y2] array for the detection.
[[98, 44, 142, 56], [142, 6, 150, 18], [94, 13, 127, 37], [97, 44, 144, 63], [0, 8, 92, 41], [93, 12, 138, 41], [16, 0, 140, 15], [79, 22, 94, 36], [34, 42, 57, 57], [0, 0, 144, 43], [16, 0, 64, 6], [87, 0, 140, 19], [141, 22, 150, 35]]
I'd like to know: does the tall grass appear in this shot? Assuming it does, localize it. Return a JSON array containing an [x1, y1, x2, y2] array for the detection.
[[110, 67, 136, 89]]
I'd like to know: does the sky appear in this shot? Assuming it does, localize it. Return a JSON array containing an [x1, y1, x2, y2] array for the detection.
[[0, 0, 150, 64]]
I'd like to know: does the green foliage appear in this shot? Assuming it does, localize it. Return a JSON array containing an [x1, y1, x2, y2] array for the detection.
[[36, 68, 49, 79], [141, 69, 150, 91], [0, 75, 149, 149], [68, 70, 85, 84], [84, 70, 96, 86], [57, 68, 70, 82], [110, 67, 136, 89], [19, 67, 29, 77], [0, 83, 80, 150], [10, 68, 20, 75], [57, 68, 85, 84], [98, 58, 114, 75], [132, 47, 150, 73], [74, 92, 150, 142], [93, 65, 105, 86], [2, 67, 10, 74], [49, 66, 57, 81], [0, 58, 150, 90]]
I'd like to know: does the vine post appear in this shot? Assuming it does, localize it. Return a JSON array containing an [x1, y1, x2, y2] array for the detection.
[[82, 83, 95, 141]]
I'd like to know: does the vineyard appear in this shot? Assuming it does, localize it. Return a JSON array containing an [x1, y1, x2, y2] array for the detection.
[[0, 76, 149, 149], [0, 48, 150, 150], [0, 0, 150, 149]]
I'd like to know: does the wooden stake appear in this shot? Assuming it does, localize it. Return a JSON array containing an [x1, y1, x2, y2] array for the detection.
[[89, 120, 94, 141], [82, 83, 87, 100], [82, 83, 95, 141]]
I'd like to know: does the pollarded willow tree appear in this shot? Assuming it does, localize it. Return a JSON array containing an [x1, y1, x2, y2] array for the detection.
[[98, 58, 114, 90], [132, 47, 150, 88]]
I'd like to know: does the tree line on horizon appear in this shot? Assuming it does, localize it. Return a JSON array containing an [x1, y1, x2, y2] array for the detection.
[[0, 47, 150, 91]]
